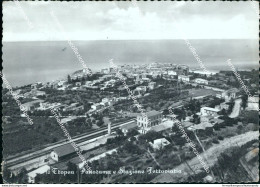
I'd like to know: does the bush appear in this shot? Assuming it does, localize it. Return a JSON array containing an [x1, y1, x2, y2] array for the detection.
[[218, 136, 224, 141]]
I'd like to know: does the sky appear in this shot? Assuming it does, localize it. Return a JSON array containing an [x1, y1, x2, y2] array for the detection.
[[3, 1, 259, 41]]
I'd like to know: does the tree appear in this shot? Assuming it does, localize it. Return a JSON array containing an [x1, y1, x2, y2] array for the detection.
[[227, 98, 235, 114], [17, 168, 28, 183], [66, 162, 77, 182]]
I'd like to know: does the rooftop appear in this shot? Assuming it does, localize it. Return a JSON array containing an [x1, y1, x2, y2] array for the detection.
[[190, 122, 214, 130]]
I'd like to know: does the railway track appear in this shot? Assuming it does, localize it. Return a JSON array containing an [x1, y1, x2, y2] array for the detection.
[[5, 119, 135, 168]]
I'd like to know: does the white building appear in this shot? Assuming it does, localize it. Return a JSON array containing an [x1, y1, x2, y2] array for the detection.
[[27, 165, 50, 183], [194, 78, 208, 85], [137, 110, 162, 134], [136, 86, 147, 93], [200, 107, 220, 116], [149, 138, 170, 150]]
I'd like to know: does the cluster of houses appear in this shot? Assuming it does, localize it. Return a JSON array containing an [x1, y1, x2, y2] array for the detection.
[[25, 85, 258, 183]]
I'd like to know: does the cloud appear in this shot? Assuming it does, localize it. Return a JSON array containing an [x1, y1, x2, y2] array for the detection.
[[3, 1, 258, 41]]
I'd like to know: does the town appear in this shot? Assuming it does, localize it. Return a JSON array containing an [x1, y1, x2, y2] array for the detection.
[[2, 62, 259, 183]]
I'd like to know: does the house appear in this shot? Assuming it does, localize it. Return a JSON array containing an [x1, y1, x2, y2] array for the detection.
[[137, 110, 162, 134], [31, 82, 43, 90], [50, 144, 77, 162], [100, 98, 110, 106], [149, 138, 170, 150], [200, 107, 220, 116], [148, 82, 156, 90], [136, 86, 147, 93], [221, 88, 239, 102], [188, 122, 214, 132], [210, 118, 224, 126], [194, 78, 208, 85], [182, 121, 194, 128], [57, 80, 67, 87], [22, 99, 44, 111], [75, 82, 82, 86], [142, 78, 151, 83], [220, 102, 229, 110], [178, 75, 190, 82], [247, 95, 259, 111], [168, 70, 177, 76], [120, 122, 138, 135], [27, 165, 50, 183]]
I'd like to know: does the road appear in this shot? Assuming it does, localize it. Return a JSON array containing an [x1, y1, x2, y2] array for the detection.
[[229, 98, 242, 118], [151, 131, 258, 183]]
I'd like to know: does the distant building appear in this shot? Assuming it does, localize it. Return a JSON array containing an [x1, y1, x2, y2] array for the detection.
[[108, 123, 111, 135], [91, 103, 102, 111], [209, 118, 224, 126], [149, 138, 170, 150], [220, 102, 229, 110], [178, 75, 190, 82], [27, 165, 50, 183], [200, 107, 220, 116], [75, 82, 82, 86], [168, 70, 177, 76], [194, 78, 208, 85], [50, 144, 77, 162], [150, 122, 173, 133], [137, 110, 162, 134], [100, 98, 110, 106], [63, 103, 83, 112], [30, 90, 46, 97], [148, 82, 156, 90]]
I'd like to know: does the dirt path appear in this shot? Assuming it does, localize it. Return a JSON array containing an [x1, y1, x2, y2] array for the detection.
[[151, 131, 258, 183]]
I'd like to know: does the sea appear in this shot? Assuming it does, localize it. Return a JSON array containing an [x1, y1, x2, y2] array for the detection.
[[2, 39, 258, 87]]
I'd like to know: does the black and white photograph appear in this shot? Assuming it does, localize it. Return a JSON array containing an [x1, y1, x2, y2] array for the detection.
[[2, 1, 259, 185]]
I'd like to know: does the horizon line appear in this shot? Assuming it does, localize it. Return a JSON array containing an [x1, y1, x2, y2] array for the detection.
[[2, 38, 258, 43]]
